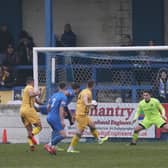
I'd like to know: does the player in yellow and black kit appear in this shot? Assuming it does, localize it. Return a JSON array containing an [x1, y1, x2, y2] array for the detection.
[[20, 77, 42, 151], [67, 80, 108, 153]]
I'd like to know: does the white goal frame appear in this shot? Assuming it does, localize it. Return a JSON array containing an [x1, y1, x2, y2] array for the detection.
[[33, 46, 168, 140], [33, 45, 168, 91]]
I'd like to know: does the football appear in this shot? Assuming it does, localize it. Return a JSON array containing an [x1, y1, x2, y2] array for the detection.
[[91, 100, 98, 106]]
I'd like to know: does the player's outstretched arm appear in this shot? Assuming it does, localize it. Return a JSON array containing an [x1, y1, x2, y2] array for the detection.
[[158, 102, 167, 120], [29, 88, 40, 97], [83, 94, 92, 107], [132, 105, 141, 124], [35, 97, 44, 105], [161, 107, 167, 120]]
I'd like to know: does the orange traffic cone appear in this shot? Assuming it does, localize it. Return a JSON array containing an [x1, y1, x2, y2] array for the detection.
[[2, 128, 7, 144]]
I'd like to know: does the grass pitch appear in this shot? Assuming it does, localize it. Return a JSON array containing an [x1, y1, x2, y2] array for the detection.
[[0, 142, 168, 168]]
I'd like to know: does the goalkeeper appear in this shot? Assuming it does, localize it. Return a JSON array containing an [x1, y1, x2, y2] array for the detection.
[[130, 90, 168, 145], [67, 80, 108, 153]]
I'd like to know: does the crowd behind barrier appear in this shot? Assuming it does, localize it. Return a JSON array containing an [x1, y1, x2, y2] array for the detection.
[[0, 57, 168, 104], [1, 24, 168, 104]]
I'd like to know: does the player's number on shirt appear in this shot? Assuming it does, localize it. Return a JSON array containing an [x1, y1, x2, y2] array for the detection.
[[51, 98, 57, 108]]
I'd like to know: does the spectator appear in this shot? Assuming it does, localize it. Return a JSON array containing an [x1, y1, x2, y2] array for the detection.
[[146, 40, 160, 56], [3, 44, 19, 66], [61, 24, 77, 47], [121, 34, 133, 46], [0, 25, 13, 64], [17, 30, 35, 65], [0, 24, 13, 53], [0, 65, 13, 88], [54, 34, 62, 47], [138, 40, 160, 57], [120, 34, 135, 56], [18, 30, 35, 47], [153, 68, 168, 103]]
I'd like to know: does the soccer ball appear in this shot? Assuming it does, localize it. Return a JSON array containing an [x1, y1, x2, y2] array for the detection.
[[115, 97, 122, 103], [91, 100, 98, 106]]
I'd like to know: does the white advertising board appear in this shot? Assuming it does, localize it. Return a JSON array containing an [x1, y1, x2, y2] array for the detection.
[[65, 103, 155, 138]]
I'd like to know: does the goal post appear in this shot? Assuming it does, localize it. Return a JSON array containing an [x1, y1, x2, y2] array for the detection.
[[33, 46, 168, 140]]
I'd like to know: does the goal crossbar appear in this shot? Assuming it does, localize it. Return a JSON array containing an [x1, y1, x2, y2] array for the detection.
[[33, 46, 168, 52]]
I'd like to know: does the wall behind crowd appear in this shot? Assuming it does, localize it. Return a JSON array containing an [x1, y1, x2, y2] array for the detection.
[[22, 0, 132, 46], [133, 0, 164, 45], [21, 0, 167, 47], [0, 0, 167, 47]]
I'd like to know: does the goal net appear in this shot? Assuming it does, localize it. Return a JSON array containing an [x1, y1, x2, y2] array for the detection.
[[33, 46, 168, 103], [33, 46, 168, 140]]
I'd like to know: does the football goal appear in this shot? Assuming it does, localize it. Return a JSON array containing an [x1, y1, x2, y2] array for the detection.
[[33, 46, 168, 139], [33, 46, 168, 103]]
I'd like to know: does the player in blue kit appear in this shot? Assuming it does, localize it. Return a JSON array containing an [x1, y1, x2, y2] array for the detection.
[[64, 82, 81, 125], [44, 82, 68, 155], [54, 82, 81, 152]]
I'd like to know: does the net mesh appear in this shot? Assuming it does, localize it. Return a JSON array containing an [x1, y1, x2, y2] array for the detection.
[[35, 49, 168, 103]]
